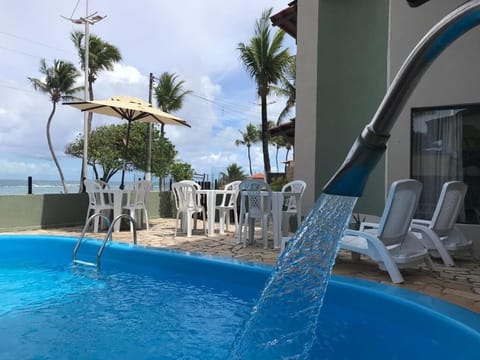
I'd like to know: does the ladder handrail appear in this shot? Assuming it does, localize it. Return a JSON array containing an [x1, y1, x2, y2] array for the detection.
[[97, 214, 137, 269], [73, 213, 111, 263]]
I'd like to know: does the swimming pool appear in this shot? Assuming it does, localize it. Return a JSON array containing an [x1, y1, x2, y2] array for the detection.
[[0, 235, 479, 359]]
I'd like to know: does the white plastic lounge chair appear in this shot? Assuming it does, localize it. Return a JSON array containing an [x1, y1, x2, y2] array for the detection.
[[411, 181, 472, 266], [238, 179, 272, 248], [341, 179, 430, 284], [172, 182, 206, 238]]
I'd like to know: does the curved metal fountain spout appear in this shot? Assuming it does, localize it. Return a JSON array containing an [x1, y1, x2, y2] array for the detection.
[[323, 0, 480, 197]]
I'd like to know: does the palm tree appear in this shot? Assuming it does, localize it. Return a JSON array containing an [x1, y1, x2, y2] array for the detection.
[[70, 31, 122, 129], [235, 123, 260, 175], [28, 59, 82, 193], [219, 163, 246, 186], [71, 31, 122, 134], [154, 72, 192, 137], [152, 72, 191, 188], [238, 8, 291, 176], [284, 142, 292, 172], [255, 119, 287, 172], [271, 135, 286, 172], [271, 55, 296, 125], [71, 31, 122, 190]]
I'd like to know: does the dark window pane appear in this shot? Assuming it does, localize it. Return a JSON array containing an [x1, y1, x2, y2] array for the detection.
[[411, 105, 480, 224]]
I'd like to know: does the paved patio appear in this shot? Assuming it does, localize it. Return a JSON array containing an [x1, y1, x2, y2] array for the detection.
[[8, 217, 480, 313]]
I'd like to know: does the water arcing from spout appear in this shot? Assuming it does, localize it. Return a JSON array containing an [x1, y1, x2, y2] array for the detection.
[[230, 194, 357, 359]]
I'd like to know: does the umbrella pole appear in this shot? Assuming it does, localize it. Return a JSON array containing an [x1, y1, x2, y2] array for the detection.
[[120, 121, 132, 190]]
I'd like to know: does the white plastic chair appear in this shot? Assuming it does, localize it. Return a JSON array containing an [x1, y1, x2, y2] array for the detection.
[[123, 180, 151, 232], [84, 179, 114, 232], [411, 181, 472, 266], [341, 179, 430, 284], [215, 180, 241, 233], [238, 179, 272, 248], [172, 182, 206, 238], [281, 180, 306, 235], [95, 179, 110, 189], [179, 180, 202, 229], [179, 180, 201, 190]]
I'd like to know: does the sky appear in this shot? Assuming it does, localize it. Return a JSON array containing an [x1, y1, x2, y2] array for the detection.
[[0, 0, 296, 184]]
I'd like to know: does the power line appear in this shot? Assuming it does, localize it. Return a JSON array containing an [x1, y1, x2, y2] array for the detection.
[[70, 0, 81, 19], [0, 45, 58, 62], [0, 31, 75, 56], [188, 91, 257, 112], [187, 101, 257, 124], [0, 83, 36, 94], [186, 92, 259, 120], [188, 94, 253, 115]]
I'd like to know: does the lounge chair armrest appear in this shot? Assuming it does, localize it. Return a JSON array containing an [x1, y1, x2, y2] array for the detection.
[[344, 229, 379, 243], [359, 221, 379, 231], [411, 218, 430, 226], [344, 229, 362, 236]]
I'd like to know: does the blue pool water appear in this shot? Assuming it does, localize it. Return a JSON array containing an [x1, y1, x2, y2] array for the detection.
[[0, 235, 479, 359]]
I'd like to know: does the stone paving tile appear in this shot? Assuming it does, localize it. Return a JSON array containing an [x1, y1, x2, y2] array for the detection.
[[443, 288, 480, 302], [4, 217, 480, 314]]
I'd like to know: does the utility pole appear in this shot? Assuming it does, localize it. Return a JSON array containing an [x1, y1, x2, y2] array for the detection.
[[63, 1, 105, 191], [145, 73, 154, 181], [81, 0, 90, 191]]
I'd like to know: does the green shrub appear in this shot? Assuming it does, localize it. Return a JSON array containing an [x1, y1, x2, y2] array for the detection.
[[270, 176, 287, 191]]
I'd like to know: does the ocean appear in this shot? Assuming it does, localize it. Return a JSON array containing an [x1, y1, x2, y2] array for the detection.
[[0, 179, 160, 195]]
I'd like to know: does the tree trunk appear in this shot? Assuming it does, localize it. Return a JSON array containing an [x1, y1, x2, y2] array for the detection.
[[93, 165, 99, 180], [146, 74, 154, 181], [276, 145, 280, 172], [285, 147, 291, 173], [46, 102, 68, 193], [260, 92, 271, 175], [87, 82, 94, 134], [78, 82, 95, 192], [247, 144, 253, 175]]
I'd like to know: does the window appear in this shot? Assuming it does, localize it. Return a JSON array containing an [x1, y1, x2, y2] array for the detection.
[[411, 104, 480, 224]]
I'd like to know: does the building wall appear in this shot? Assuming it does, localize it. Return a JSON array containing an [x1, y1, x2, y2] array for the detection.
[[295, 0, 389, 215], [295, 0, 319, 214], [294, 0, 480, 254], [388, 0, 480, 253], [387, 0, 480, 186]]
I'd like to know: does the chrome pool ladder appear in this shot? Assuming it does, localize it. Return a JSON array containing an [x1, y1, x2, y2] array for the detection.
[[73, 213, 137, 269]]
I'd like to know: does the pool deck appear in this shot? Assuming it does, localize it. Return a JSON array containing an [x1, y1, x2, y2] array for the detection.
[[7, 217, 480, 314]]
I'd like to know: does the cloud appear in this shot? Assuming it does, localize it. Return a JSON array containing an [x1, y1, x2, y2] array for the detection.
[[103, 64, 145, 84]]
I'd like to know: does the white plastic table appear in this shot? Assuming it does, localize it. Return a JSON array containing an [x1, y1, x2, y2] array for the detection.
[[239, 191, 301, 249], [101, 189, 134, 232], [197, 189, 236, 236]]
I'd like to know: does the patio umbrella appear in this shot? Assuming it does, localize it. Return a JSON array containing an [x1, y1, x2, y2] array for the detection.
[[64, 95, 190, 189]]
